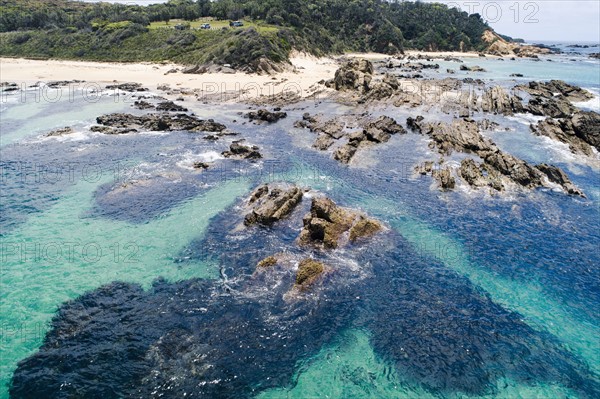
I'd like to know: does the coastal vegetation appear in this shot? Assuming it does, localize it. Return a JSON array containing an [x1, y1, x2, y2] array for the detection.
[[0, 0, 495, 69]]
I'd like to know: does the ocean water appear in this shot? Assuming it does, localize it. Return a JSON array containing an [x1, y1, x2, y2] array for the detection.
[[1, 51, 599, 398]]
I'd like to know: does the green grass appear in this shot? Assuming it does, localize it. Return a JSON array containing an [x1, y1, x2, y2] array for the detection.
[[148, 19, 279, 34]]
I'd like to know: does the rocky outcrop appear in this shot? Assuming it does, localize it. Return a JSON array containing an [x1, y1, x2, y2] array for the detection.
[[414, 118, 584, 196], [246, 109, 287, 123], [363, 115, 406, 143], [46, 80, 84, 88], [243, 183, 303, 226], [156, 101, 188, 112], [221, 141, 262, 160], [482, 30, 551, 58], [530, 111, 600, 156], [298, 197, 382, 248], [480, 86, 524, 115], [105, 82, 148, 92], [95, 113, 227, 133], [1, 82, 19, 92], [295, 259, 325, 289], [297, 113, 405, 164], [333, 59, 374, 93], [295, 113, 345, 139], [517, 80, 594, 103], [256, 255, 278, 269], [515, 80, 594, 118], [432, 168, 456, 190], [590, 53, 600, 59], [133, 100, 155, 110], [536, 164, 586, 197], [460, 65, 486, 72], [46, 127, 74, 137]]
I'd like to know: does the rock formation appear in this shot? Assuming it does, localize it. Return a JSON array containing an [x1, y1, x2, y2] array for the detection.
[[243, 184, 303, 226], [221, 141, 262, 160], [94, 113, 226, 134], [298, 197, 383, 248]]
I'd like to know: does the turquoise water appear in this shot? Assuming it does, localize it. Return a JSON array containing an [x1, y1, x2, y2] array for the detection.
[[1, 52, 599, 398]]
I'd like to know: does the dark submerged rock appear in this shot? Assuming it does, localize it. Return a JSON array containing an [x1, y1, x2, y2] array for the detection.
[[46, 127, 74, 137], [295, 259, 325, 288], [105, 82, 148, 92], [246, 109, 288, 123], [221, 141, 262, 160], [95, 113, 226, 133]]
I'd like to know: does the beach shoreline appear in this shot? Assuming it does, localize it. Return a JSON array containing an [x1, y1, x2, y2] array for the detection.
[[0, 51, 488, 98]]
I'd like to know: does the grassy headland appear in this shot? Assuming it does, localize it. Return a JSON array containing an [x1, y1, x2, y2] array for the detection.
[[0, 0, 502, 71]]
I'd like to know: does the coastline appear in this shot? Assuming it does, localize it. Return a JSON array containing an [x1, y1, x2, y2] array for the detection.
[[0, 50, 488, 97]]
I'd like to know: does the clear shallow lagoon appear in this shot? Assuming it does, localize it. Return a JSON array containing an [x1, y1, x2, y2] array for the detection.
[[1, 51, 599, 398]]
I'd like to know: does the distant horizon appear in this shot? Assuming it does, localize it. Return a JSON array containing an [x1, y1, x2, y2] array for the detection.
[[80, 0, 600, 43]]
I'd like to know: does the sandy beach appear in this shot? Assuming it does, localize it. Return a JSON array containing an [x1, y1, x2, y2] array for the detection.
[[0, 54, 339, 98], [0, 50, 483, 101]]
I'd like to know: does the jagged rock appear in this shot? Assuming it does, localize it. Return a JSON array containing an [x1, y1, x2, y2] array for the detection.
[[95, 113, 226, 133], [46, 80, 84, 88], [360, 73, 400, 102], [415, 161, 434, 175], [571, 111, 600, 150], [1, 82, 19, 92], [413, 118, 580, 194], [333, 59, 373, 93], [480, 86, 524, 115], [193, 162, 210, 170], [46, 127, 74, 137], [156, 101, 188, 112], [243, 184, 303, 226], [295, 259, 325, 288], [349, 217, 383, 242], [530, 112, 600, 156], [482, 151, 542, 188], [536, 164, 585, 197], [363, 116, 406, 143], [526, 96, 576, 118], [296, 114, 345, 139], [421, 119, 493, 155], [477, 119, 500, 131], [313, 134, 335, 150], [517, 80, 594, 102], [432, 168, 455, 190], [222, 142, 262, 160], [298, 197, 381, 248], [105, 82, 148, 92], [246, 109, 287, 123], [590, 53, 600, 59], [406, 116, 425, 133], [256, 256, 278, 269], [459, 159, 488, 187], [333, 143, 359, 164], [133, 100, 155, 110], [460, 65, 486, 72]]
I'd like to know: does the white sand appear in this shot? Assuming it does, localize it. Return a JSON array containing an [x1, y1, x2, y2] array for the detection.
[[0, 51, 489, 102], [0, 54, 338, 99]]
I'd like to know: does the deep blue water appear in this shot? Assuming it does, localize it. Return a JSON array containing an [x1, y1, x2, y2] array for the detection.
[[1, 54, 599, 398]]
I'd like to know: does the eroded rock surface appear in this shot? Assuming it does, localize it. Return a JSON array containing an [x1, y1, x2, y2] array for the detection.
[[221, 141, 262, 160], [411, 117, 585, 196], [298, 197, 383, 248], [246, 109, 287, 123], [244, 183, 303, 226], [95, 113, 226, 133]]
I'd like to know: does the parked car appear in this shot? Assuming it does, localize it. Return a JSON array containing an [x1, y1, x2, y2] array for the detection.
[[229, 21, 244, 27], [200, 23, 211, 29]]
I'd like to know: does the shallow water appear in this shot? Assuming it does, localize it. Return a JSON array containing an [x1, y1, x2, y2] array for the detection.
[[1, 53, 599, 398]]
